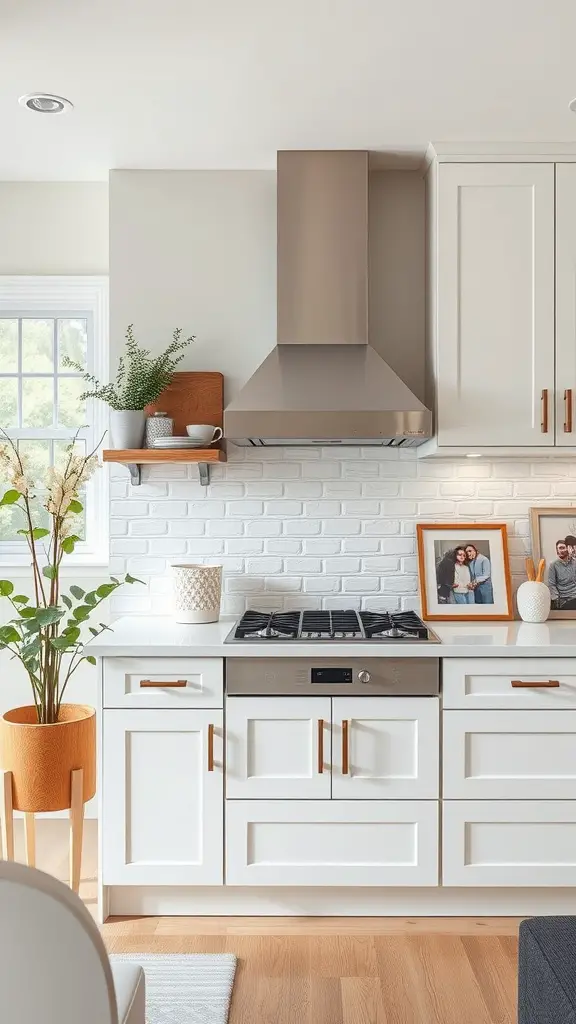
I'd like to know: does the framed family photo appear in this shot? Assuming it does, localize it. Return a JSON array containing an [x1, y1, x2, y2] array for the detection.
[[416, 523, 513, 621], [530, 507, 576, 619]]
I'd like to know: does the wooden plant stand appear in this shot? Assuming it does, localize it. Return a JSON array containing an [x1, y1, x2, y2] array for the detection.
[[0, 768, 85, 894]]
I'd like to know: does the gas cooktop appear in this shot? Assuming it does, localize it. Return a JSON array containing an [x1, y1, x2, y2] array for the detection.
[[225, 609, 440, 643]]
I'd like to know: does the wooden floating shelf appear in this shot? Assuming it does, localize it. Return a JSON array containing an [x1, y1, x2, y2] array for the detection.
[[103, 370, 225, 485], [103, 448, 226, 486]]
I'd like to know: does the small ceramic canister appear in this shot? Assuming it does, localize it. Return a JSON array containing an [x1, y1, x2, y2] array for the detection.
[[145, 411, 174, 448], [172, 564, 223, 623], [516, 581, 551, 623]]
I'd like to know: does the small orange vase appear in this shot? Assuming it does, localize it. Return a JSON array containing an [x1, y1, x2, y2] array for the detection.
[[0, 704, 96, 812]]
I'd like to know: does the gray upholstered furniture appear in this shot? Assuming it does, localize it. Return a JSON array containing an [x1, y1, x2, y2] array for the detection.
[[519, 916, 576, 1024]]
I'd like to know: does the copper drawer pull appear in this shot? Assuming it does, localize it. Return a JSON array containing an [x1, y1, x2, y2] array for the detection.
[[565, 389, 573, 433], [541, 389, 549, 433], [511, 679, 560, 688], [208, 723, 215, 771], [139, 679, 187, 688], [342, 720, 349, 775], [317, 719, 324, 774]]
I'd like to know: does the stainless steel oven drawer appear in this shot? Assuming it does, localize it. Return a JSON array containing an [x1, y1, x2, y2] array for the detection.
[[225, 658, 440, 696]]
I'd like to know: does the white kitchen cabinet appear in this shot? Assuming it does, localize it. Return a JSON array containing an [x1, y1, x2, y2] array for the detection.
[[443, 710, 576, 799], [226, 696, 331, 799], [442, 658, 576, 710], [331, 697, 439, 799], [226, 800, 439, 887], [432, 161, 555, 447], [443, 800, 576, 886], [102, 709, 223, 885], [555, 164, 576, 445], [103, 657, 223, 709]]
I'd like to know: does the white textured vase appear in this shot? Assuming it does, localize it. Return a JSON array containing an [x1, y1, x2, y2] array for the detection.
[[172, 564, 223, 624], [109, 409, 146, 449], [516, 581, 551, 623]]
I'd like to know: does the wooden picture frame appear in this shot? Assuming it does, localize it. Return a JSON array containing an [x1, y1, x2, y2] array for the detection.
[[529, 506, 576, 618], [416, 523, 513, 621]]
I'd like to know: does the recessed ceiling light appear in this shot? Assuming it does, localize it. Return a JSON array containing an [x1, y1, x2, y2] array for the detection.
[[466, 452, 483, 458], [570, 97, 576, 113], [18, 93, 73, 114]]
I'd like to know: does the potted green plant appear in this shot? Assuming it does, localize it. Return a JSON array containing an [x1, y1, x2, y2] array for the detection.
[[0, 435, 141, 815], [64, 324, 195, 449]]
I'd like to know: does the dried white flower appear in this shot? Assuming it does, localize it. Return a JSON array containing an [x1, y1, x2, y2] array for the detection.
[[0, 444, 34, 496]]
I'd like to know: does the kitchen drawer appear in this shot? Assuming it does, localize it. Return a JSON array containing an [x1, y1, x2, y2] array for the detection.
[[443, 710, 576, 799], [103, 657, 223, 709], [225, 800, 439, 887], [443, 800, 576, 886], [443, 658, 576, 709]]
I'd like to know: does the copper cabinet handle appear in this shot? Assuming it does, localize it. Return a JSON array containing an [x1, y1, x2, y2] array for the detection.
[[565, 389, 573, 433], [207, 723, 215, 771], [541, 389, 549, 433], [341, 720, 349, 775], [511, 679, 560, 689], [317, 719, 324, 774], [139, 678, 187, 688]]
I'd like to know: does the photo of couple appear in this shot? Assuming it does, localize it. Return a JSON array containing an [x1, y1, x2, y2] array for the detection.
[[435, 541, 494, 606], [547, 536, 576, 610]]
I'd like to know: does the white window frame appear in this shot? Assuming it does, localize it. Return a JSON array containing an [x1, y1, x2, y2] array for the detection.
[[0, 276, 109, 567]]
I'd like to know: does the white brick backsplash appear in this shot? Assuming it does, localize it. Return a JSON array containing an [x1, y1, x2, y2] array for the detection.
[[304, 576, 341, 593], [304, 539, 341, 555], [246, 557, 283, 575], [324, 557, 361, 573], [244, 482, 284, 498], [263, 462, 300, 478], [245, 520, 282, 537], [266, 539, 302, 554], [285, 558, 322, 574], [302, 461, 341, 479], [283, 481, 323, 498], [226, 539, 265, 555], [107, 452, 576, 613], [265, 501, 303, 516], [343, 576, 380, 592]]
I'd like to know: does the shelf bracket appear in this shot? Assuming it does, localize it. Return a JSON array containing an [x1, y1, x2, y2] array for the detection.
[[127, 464, 142, 486], [198, 463, 210, 486]]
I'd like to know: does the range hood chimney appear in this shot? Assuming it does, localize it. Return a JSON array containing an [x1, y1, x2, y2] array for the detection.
[[224, 151, 432, 447]]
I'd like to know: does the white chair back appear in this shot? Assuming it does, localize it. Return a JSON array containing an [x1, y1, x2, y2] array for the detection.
[[0, 859, 118, 1023]]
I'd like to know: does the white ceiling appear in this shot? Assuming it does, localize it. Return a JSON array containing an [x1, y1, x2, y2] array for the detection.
[[2, 0, 576, 180]]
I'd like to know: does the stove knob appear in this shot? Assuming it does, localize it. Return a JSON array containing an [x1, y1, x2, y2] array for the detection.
[[358, 670, 371, 684]]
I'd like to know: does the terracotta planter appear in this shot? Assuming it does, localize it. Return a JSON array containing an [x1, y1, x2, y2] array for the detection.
[[0, 704, 96, 812]]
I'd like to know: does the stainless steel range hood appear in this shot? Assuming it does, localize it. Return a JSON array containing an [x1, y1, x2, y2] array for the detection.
[[224, 150, 432, 447]]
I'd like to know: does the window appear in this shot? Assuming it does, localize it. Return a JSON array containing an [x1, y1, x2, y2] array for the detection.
[[0, 277, 108, 565]]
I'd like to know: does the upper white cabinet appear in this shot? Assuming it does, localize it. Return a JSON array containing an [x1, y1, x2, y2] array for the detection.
[[426, 148, 576, 453], [434, 162, 555, 448]]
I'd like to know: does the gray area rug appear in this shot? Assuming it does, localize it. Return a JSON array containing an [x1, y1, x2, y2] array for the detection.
[[110, 953, 237, 1024]]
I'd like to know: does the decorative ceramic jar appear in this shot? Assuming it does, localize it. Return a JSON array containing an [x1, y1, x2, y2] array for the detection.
[[145, 411, 174, 448], [516, 581, 551, 623], [0, 704, 96, 812], [172, 564, 223, 623], [109, 409, 146, 449]]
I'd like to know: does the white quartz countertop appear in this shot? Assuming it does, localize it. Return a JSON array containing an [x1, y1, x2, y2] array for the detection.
[[85, 616, 576, 658]]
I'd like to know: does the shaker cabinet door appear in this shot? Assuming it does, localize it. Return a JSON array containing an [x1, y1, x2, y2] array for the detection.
[[331, 697, 439, 799], [102, 709, 223, 885], [226, 697, 331, 799], [435, 162, 555, 447]]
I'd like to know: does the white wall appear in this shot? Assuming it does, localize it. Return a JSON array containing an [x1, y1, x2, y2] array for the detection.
[[0, 182, 108, 274], [0, 183, 109, 821]]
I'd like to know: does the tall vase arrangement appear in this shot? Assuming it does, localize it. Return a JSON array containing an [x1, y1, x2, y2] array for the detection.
[[0, 434, 141, 885], [64, 324, 195, 449]]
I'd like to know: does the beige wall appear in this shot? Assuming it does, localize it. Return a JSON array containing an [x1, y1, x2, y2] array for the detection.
[[109, 169, 426, 402], [0, 182, 108, 274]]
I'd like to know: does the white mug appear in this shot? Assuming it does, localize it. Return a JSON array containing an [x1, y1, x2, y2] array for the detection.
[[185, 424, 223, 445]]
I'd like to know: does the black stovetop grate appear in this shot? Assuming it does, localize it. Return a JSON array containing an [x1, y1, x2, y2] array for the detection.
[[232, 608, 432, 641]]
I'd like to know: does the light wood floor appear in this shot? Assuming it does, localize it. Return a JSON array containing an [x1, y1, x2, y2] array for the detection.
[[103, 916, 521, 1024]]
